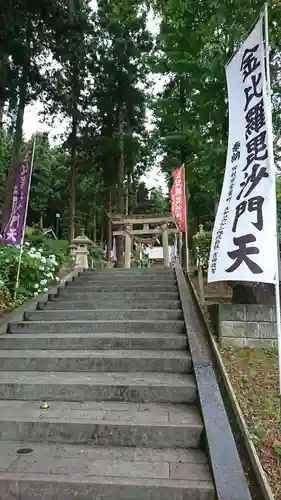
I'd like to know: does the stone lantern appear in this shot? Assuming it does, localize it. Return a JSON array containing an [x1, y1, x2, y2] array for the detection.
[[71, 228, 93, 269]]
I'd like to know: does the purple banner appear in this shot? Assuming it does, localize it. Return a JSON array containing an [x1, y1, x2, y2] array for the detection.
[[0, 152, 32, 246]]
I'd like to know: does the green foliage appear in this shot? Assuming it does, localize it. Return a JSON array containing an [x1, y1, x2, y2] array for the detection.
[[134, 183, 169, 214], [25, 232, 69, 269], [88, 244, 105, 268], [0, 229, 69, 310], [0, 131, 13, 202], [131, 253, 149, 267], [149, 187, 170, 214], [153, 0, 281, 215], [0, 0, 159, 253], [193, 231, 212, 271], [0, 242, 61, 300]]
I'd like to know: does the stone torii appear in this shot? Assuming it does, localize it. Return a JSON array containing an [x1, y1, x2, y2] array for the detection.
[[110, 213, 179, 268]]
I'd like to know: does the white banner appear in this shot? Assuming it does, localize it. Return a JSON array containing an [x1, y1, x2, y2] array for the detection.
[[208, 18, 277, 284]]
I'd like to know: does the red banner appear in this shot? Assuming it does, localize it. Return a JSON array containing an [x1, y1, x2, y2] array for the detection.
[[170, 167, 186, 232]]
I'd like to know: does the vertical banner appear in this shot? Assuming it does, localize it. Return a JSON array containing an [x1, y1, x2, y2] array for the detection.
[[0, 150, 33, 246], [170, 167, 186, 232], [208, 18, 277, 284]]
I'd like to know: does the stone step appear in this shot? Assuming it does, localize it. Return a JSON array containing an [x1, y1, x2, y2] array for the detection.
[[0, 372, 197, 403], [0, 400, 202, 447], [25, 309, 183, 322], [0, 332, 188, 351], [65, 284, 178, 293], [77, 274, 176, 282], [42, 299, 181, 310], [0, 475, 215, 500], [0, 350, 192, 373], [85, 269, 175, 275], [56, 290, 180, 300], [75, 280, 177, 287], [8, 320, 185, 334], [0, 442, 215, 500]]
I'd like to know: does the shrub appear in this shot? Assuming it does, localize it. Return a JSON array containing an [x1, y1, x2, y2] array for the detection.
[[0, 233, 70, 309], [193, 231, 212, 271], [0, 242, 62, 299], [131, 253, 149, 268], [88, 244, 104, 267], [25, 230, 69, 268]]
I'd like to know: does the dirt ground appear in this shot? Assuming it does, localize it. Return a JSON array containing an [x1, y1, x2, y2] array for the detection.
[[190, 275, 232, 302], [220, 346, 281, 499]]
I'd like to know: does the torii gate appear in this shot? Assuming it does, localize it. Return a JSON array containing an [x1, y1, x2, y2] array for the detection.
[[111, 213, 179, 268]]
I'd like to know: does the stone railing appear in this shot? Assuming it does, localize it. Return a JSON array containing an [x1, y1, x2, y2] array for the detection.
[[218, 304, 277, 348]]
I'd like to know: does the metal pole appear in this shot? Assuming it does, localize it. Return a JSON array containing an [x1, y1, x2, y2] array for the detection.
[[179, 232, 183, 266], [264, 3, 281, 403], [14, 137, 36, 301]]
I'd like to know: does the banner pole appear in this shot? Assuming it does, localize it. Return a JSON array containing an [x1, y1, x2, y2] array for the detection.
[[264, 2, 281, 405], [14, 136, 36, 301], [182, 166, 189, 271], [179, 232, 183, 266]]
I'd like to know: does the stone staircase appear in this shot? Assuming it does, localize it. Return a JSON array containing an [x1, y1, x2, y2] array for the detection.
[[0, 268, 216, 499]]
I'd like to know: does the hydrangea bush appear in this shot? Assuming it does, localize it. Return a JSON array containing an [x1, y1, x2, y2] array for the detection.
[[0, 240, 67, 303]]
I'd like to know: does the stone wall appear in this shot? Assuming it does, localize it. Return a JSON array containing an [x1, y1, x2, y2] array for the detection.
[[218, 304, 278, 348]]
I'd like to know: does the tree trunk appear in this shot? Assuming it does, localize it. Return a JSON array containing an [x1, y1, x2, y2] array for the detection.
[[68, 140, 76, 242], [125, 181, 129, 216], [0, 106, 4, 130], [107, 188, 112, 262], [67, 0, 80, 243], [100, 223, 104, 246], [13, 69, 28, 157], [0, 54, 8, 130], [131, 172, 137, 214], [93, 211, 97, 243], [68, 70, 79, 243], [0, 62, 29, 231], [116, 105, 124, 267]]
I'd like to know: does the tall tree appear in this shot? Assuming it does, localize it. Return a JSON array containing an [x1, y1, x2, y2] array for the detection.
[[42, 0, 92, 241], [153, 0, 281, 302], [94, 0, 153, 264]]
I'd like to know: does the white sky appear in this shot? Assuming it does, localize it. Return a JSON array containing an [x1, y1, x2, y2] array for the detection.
[[22, 3, 168, 193]]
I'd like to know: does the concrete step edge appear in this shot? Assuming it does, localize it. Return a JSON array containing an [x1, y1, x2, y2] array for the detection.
[[45, 298, 180, 301], [0, 332, 187, 339], [1, 333, 187, 339], [0, 371, 196, 388], [0, 417, 202, 429], [73, 285, 177, 288], [56, 293, 180, 297], [65, 287, 178, 291], [11, 320, 185, 324], [0, 472, 215, 492], [30, 309, 183, 313], [73, 279, 177, 283], [0, 349, 190, 358], [43, 302, 181, 310]]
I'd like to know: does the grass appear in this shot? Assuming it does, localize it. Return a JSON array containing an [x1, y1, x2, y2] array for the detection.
[[220, 346, 281, 499]]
